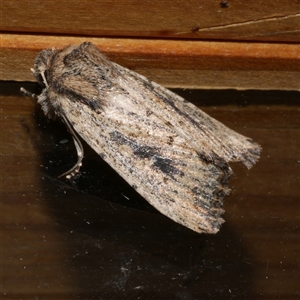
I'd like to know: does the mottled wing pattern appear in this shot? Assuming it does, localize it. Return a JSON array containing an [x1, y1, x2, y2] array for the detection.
[[114, 65, 261, 169], [58, 89, 230, 233], [35, 42, 260, 234]]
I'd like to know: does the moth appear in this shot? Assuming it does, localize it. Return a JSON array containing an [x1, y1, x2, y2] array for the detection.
[[22, 42, 261, 234]]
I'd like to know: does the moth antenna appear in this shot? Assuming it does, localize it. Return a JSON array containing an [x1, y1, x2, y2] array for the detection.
[[41, 71, 49, 88], [58, 114, 84, 179], [20, 87, 38, 99]]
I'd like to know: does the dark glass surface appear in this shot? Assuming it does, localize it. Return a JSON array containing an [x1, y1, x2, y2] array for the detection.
[[1, 82, 299, 299]]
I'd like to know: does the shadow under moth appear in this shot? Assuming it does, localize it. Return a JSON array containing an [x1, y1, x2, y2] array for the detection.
[[22, 42, 261, 234]]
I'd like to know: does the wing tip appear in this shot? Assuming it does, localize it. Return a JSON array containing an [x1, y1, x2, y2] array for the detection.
[[241, 142, 262, 169]]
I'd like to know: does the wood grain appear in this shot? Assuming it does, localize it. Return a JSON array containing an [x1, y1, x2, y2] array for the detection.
[[1, 0, 299, 42], [1, 34, 300, 90], [1, 82, 299, 299]]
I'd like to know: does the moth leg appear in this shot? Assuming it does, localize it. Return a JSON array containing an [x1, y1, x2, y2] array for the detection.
[[20, 87, 38, 99], [58, 114, 84, 179], [41, 71, 49, 88]]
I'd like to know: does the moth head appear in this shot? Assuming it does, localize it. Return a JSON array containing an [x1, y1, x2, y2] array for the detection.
[[31, 47, 59, 120], [32, 48, 57, 89]]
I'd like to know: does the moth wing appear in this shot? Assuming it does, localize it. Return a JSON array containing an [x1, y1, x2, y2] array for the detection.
[[58, 90, 230, 234], [35, 42, 261, 234], [114, 63, 261, 168]]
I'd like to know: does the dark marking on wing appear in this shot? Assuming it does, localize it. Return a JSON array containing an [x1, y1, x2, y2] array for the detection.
[[153, 157, 184, 178], [52, 78, 102, 110], [167, 136, 174, 145], [110, 131, 185, 178], [133, 145, 158, 159], [146, 110, 153, 117]]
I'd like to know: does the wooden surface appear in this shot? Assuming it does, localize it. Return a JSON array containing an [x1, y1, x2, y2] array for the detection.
[[1, 0, 300, 90], [1, 34, 300, 90], [1, 0, 299, 42], [1, 82, 299, 299]]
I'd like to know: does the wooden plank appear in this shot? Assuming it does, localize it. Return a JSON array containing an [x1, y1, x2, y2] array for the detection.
[[1, 0, 299, 42], [1, 34, 300, 90], [1, 82, 299, 299]]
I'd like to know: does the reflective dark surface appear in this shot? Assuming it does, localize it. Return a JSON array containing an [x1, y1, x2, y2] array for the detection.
[[1, 82, 299, 299]]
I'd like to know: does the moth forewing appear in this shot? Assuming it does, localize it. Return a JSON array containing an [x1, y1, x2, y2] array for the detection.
[[116, 65, 261, 169], [59, 91, 228, 233], [29, 42, 261, 234]]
